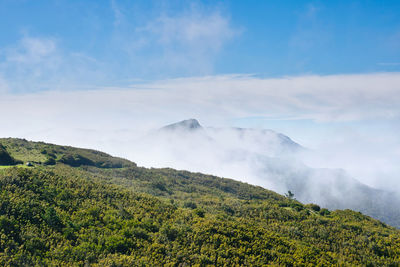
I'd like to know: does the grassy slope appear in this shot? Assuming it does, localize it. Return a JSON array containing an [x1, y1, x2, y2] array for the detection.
[[0, 138, 134, 168], [0, 138, 400, 265]]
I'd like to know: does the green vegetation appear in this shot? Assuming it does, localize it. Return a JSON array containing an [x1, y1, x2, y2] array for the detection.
[[0, 138, 134, 168], [0, 138, 400, 266], [0, 144, 21, 166]]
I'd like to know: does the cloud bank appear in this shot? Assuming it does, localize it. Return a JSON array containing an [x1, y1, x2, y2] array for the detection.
[[1, 73, 400, 191]]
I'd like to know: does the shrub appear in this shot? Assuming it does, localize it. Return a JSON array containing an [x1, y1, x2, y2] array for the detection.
[[320, 208, 331, 216], [306, 203, 321, 212]]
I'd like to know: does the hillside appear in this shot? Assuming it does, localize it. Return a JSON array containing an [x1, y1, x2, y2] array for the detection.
[[0, 138, 134, 168], [1, 138, 400, 265], [0, 143, 21, 166]]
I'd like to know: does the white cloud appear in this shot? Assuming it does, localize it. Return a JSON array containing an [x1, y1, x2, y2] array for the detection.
[[0, 72, 399, 149], [0, 37, 61, 89], [0, 37, 61, 92], [0, 4, 239, 91], [0, 36, 107, 92], [1, 72, 400, 131], [5, 37, 57, 64], [144, 10, 236, 50], [138, 73, 400, 122], [114, 4, 239, 76]]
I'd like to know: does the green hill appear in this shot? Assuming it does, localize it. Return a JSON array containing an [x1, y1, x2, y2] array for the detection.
[[0, 138, 400, 266], [0, 138, 134, 168]]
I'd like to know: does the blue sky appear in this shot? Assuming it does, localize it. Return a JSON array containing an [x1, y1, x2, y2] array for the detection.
[[1, 0, 400, 91]]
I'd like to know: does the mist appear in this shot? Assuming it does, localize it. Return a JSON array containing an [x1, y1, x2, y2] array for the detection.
[[115, 119, 400, 227], [1, 73, 400, 225]]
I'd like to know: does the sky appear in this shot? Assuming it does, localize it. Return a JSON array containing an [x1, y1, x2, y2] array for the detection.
[[1, 0, 400, 90], [1, 0, 400, 190]]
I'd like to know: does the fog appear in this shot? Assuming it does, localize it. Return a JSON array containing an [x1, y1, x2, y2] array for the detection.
[[1, 73, 400, 225], [118, 119, 400, 227]]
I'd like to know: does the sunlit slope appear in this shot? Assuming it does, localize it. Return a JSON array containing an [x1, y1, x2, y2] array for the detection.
[[0, 138, 134, 168], [0, 138, 400, 265]]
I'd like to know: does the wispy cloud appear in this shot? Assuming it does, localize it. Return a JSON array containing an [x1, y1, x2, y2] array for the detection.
[[112, 2, 239, 76], [0, 37, 61, 92], [0, 36, 108, 92], [143, 9, 236, 50], [290, 3, 330, 52], [111, 0, 124, 27], [4, 37, 57, 64], [378, 62, 400, 66], [0, 4, 239, 92]]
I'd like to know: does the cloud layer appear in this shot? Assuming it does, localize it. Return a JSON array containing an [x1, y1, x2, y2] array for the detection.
[[1, 72, 400, 132], [1, 73, 400, 191]]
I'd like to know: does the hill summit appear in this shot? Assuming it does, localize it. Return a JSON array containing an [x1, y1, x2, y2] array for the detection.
[[161, 118, 202, 131]]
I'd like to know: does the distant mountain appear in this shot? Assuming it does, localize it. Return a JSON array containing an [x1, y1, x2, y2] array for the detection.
[[208, 126, 304, 155], [0, 138, 400, 265], [161, 118, 203, 131], [127, 119, 400, 228]]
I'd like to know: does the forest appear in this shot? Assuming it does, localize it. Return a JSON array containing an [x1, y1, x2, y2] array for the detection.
[[0, 138, 400, 266]]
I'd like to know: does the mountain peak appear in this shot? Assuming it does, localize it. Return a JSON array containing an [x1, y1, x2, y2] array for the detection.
[[162, 119, 202, 131]]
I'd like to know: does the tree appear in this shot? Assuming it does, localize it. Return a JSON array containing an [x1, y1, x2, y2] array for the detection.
[[285, 190, 295, 200]]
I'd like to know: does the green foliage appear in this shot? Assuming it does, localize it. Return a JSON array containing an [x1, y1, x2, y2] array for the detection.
[[306, 203, 321, 212], [0, 138, 135, 169], [43, 157, 56, 166], [320, 208, 331, 216], [183, 201, 197, 209], [0, 139, 400, 265], [0, 143, 21, 166], [285, 190, 295, 200], [194, 208, 205, 218], [58, 153, 95, 167], [43, 207, 63, 230]]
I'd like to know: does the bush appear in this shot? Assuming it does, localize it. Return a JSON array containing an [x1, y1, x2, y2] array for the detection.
[[194, 208, 205, 218], [44, 157, 56, 166], [289, 202, 304, 211], [306, 204, 321, 212], [58, 154, 94, 167], [184, 201, 197, 209], [43, 207, 63, 230], [320, 208, 331, 216]]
